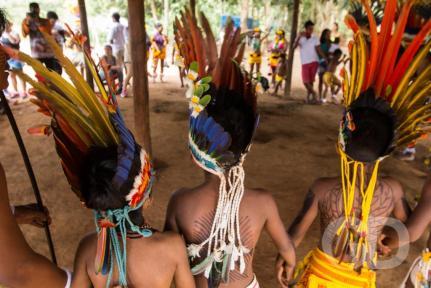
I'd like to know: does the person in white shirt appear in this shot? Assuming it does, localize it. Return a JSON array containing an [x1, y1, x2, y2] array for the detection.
[[108, 12, 126, 69], [294, 20, 319, 104]]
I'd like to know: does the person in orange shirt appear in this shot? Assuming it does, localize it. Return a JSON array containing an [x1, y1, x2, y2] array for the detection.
[[21, 2, 62, 74]]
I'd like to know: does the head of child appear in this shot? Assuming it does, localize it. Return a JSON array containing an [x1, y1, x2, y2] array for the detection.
[[155, 23, 163, 33], [80, 146, 145, 229], [333, 49, 342, 61], [275, 29, 285, 40], [104, 44, 113, 56], [47, 11, 58, 26], [320, 29, 331, 44], [112, 12, 120, 23], [304, 20, 314, 37], [253, 28, 261, 38]]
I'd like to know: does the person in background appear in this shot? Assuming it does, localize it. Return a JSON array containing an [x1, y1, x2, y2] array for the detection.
[[269, 29, 287, 86], [1, 21, 27, 99], [47, 11, 68, 51], [248, 27, 270, 76], [273, 53, 288, 96], [329, 36, 341, 54], [294, 20, 319, 104], [322, 48, 345, 103], [332, 22, 341, 43], [100, 44, 123, 95], [108, 12, 126, 72], [121, 29, 151, 97], [21, 2, 62, 74], [172, 41, 185, 88], [151, 23, 168, 83], [316, 29, 332, 103]]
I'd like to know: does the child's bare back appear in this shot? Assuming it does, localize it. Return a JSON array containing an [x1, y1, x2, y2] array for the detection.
[[72, 231, 194, 288], [165, 175, 294, 288]]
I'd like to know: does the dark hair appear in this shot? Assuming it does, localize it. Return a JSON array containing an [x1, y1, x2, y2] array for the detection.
[[333, 49, 342, 57], [47, 11, 58, 20], [207, 83, 256, 162], [334, 22, 339, 29], [304, 20, 314, 28], [320, 28, 331, 44], [104, 44, 113, 50], [333, 37, 340, 44], [112, 12, 120, 22], [344, 91, 395, 163], [29, 2, 39, 11], [0, 9, 7, 34], [80, 146, 144, 227]]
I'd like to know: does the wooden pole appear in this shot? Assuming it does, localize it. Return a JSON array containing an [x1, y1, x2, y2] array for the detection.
[[284, 0, 300, 98], [128, 0, 152, 156], [77, 0, 94, 90]]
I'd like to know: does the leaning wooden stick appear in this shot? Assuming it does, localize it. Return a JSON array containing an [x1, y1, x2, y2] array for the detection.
[[0, 51, 57, 264]]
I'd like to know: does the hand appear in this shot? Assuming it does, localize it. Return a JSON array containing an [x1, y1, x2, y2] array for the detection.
[[276, 254, 294, 288], [14, 204, 51, 228], [378, 234, 392, 256]]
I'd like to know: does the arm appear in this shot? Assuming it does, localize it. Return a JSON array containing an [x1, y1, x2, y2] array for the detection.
[[262, 191, 296, 287], [71, 234, 93, 288], [288, 184, 320, 247], [381, 178, 412, 250], [22, 18, 30, 37], [171, 45, 176, 64], [164, 190, 180, 232], [0, 163, 66, 288], [173, 235, 196, 288], [293, 33, 304, 49], [390, 179, 411, 223]]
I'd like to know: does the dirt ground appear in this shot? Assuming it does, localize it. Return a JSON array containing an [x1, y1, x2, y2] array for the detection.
[[1, 52, 429, 287]]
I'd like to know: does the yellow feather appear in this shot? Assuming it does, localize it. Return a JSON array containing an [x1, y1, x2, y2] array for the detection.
[[391, 40, 431, 108], [40, 31, 119, 144], [18, 72, 108, 147]]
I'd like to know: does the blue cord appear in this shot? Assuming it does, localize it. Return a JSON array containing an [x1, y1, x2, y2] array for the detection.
[[94, 199, 153, 288]]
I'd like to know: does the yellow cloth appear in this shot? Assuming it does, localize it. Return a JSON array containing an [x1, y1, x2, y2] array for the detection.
[[248, 52, 262, 64], [269, 53, 280, 68], [295, 249, 376, 288], [323, 72, 341, 88], [152, 47, 166, 61], [275, 74, 284, 83]]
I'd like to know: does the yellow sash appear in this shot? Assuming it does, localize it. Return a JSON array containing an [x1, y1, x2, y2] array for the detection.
[[295, 249, 376, 288]]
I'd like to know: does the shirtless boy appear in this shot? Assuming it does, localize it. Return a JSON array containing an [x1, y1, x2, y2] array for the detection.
[[0, 14, 194, 286], [167, 9, 296, 288]]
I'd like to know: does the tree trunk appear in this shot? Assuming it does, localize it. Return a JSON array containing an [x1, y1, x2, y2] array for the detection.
[[263, 0, 271, 30], [240, 0, 249, 30], [77, 0, 94, 89], [163, 0, 169, 33], [149, 0, 159, 23], [284, 0, 300, 98], [128, 0, 152, 156]]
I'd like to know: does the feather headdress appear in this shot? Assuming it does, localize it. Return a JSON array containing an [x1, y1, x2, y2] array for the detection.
[[0, 29, 154, 287], [337, 0, 431, 271], [175, 7, 258, 286]]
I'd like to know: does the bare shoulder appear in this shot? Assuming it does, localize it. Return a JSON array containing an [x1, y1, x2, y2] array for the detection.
[[152, 231, 187, 260], [77, 233, 97, 257], [381, 176, 404, 199], [309, 177, 339, 200], [167, 187, 194, 208], [244, 187, 275, 203]]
